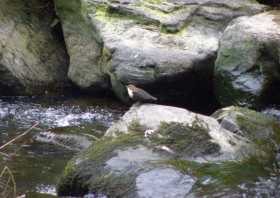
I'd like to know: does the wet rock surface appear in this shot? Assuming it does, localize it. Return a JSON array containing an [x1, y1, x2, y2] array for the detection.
[[136, 168, 195, 198], [58, 104, 280, 197], [215, 11, 280, 108]]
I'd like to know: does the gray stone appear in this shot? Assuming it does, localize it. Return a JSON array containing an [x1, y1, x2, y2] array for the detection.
[[214, 11, 280, 108], [212, 106, 280, 149], [136, 168, 195, 198], [0, 0, 69, 95], [54, 0, 266, 101], [34, 131, 93, 151], [54, 0, 107, 91], [106, 104, 258, 161], [105, 145, 162, 172], [58, 104, 280, 197]]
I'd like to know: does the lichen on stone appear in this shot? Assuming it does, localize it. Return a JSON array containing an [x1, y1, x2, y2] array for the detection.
[[166, 156, 271, 191]]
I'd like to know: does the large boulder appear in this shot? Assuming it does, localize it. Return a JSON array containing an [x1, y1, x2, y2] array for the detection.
[[215, 11, 280, 108], [57, 104, 280, 197], [212, 106, 280, 159], [54, 0, 107, 92], [54, 0, 266, 106], [0, 0, 69, 95]]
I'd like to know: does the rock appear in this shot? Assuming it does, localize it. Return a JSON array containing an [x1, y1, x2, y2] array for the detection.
[[57, 104, 280, 197], [54, 0, 108, 92], [106, 104, 279, 161], [34, 131, 94, 151], [54, 0, 266, 107], [262, 107, 280, 121], [214, 11, 280, 108], [0, 0, 69, 95], [212, 106, 280, 160], [57, 131, 196, 197]]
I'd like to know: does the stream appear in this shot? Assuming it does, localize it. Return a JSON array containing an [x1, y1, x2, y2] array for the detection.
[[0, 96, 126, 197]]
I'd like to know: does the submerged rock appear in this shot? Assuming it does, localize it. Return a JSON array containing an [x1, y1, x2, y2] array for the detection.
[[215, 11, 280, 108], [58, 104, 280, 197], [54, 0, 266, 106], [0, 0, 69, 95], [34, 131, 94, 151]]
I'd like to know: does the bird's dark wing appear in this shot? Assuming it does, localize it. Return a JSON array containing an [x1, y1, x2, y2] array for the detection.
[[133, 88, 157, 101]]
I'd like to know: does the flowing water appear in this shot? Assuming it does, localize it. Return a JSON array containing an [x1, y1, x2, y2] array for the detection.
[[0, 96, 126, 197], [0, 96, 279, 198]]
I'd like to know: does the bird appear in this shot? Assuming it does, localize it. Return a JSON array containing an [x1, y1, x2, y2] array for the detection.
[[126, 84, 157, 102]]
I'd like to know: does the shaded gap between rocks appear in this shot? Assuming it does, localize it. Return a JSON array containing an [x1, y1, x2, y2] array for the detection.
[[139, 57, 220, 115]]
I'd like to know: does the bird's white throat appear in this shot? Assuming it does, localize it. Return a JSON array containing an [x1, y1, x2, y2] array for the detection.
[[127, 87, 134, 98]]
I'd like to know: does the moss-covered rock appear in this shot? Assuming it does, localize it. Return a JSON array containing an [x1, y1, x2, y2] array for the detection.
[[33, 123, 106, 151], [167, 156, 273, 197], [0, 0, 69, 95], [213, 106, 280, 162], [214, 11, 280, 108], [150, 121, 220, 158], [58, 105, 280, 197], [109, 72, 130, 104], [57, 132, 169, 197], [106, 104, 262, 161]]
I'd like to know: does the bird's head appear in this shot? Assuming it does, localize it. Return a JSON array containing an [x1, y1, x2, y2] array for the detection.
[[126, 84, 137, 90]]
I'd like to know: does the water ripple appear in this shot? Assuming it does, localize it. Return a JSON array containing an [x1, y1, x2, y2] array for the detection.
[[0, 97, 124, 129]]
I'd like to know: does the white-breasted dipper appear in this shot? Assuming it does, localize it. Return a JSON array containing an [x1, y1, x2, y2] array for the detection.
[[126, 84, 157, 102]]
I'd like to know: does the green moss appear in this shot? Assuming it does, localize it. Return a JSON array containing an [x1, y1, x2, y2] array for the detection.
[[167, 156, 270, 186], [235, 107, 280, 147], [101, 47, 111, 62], [214, 107, 280, 165], [272, 122, 280, 143], [160, 19, 191, 34], [25, 192, 58, 198], [145, 0, 164, 4], [214, 37, 263, 108], [80, 132, 142, 164], [128, 119, 146, 133], [109, 10, 160, 26], [140, 6, 168, 18], [89, 172, 136, 197], [93, 3, 160, 27], [109, 73, 130, 104], [160, 23, 179, 34], [94, 4, 108, 19], [58, 132, 143, 196], [91, 0, 191, 35], [99, 46, 112, 74], [214, 71, 257, 108], [150, 120, 220, 157]]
